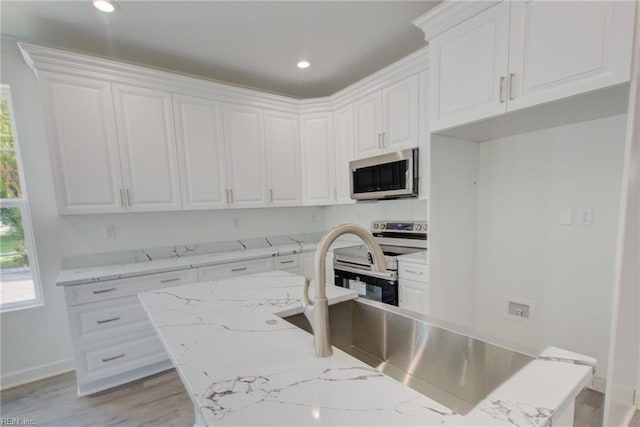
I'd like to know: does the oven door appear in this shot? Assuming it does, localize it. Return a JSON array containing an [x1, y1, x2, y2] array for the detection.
[[334, 265, 398, 306]]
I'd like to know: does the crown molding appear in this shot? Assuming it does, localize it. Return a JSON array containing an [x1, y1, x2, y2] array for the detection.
[[299, 46, 429, 114], [413, 0, 500, 41], [18, 42, 300, 113], [18, 41, 428, 115]]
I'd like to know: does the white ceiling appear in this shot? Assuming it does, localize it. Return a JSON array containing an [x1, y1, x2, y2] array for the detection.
[[1, 1, 439, 98]]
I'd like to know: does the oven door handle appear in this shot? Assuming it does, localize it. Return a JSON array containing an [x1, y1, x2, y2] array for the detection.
[[334, 264, 396, 281]]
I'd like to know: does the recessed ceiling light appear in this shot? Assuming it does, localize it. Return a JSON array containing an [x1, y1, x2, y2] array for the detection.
[[297, 60, 310, 69], [93, 0, 115, 13]]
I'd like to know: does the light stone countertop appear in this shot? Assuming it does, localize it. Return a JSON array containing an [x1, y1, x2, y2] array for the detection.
[[138, 271, 595, 426], [55, 244, 303, 286]]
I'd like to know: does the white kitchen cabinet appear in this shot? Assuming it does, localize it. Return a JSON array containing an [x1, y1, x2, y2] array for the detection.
[[173, 94, 228, 210], [382, 75, 420, 151], [354, 74, 420, 159], [506, 0, 635, 112], [197, 257, 273, 281], [39, 72, 125, 214], [428, 2, 510, 131], [354, 91, 382, 159], [63, 269, 197, 395], [264, 110, 302, 206], [334, 105, 355, 204], [274, 254, 300, 274], [112, 84, 182, 211], [300, 112, 336, 205], [222, 104, 268, 206], [398, 260, 429, 314], [427, 0, 635, 132]]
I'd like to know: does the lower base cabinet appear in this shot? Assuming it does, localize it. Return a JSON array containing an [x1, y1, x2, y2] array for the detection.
[[64, 251, 314, 395], [398, 260, 429, 315], [64, 269, 198, 396]]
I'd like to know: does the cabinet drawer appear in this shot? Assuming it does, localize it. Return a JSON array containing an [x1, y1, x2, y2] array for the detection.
[[274, 254, 299, 271], [69, 296, 151, 343], [197, 257, 273, 281], [399, 262, 428, 283], [65, 269, 197, 306], [77, 330, 168, 384]]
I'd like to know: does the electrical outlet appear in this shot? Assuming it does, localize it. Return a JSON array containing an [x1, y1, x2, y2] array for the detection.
[[576, 209, 593, 226], [232, 216, 239, 229], [505, 297, 534, 322], [311, 213, 317, 223], [103, 224, 117, 239]]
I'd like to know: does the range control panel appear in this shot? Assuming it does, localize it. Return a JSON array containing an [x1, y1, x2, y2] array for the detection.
[[371, 221, 428, 232]]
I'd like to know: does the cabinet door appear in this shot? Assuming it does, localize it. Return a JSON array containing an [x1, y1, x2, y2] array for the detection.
[[399, 283, 426, 314], [429, 1, 510, 131], [173, 95, 228, 210], [353, 91, 382, 159], [112, 84, 181, 212], [334, 105, 355, 204], [382, 74, 419, 151], [507, 1, 635, 112], [40, 73, 124, 214], [300, 113, 335, 205], [264, 110, 301, 206], [223, 104, 268, 206]]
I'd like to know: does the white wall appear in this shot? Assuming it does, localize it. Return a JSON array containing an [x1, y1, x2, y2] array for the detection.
[[429, 136, 479, 328], [325, 199, 428, 228], [0, 37, 325, 387], [475, 114, 627, 377], [604, 24, 640, 421]]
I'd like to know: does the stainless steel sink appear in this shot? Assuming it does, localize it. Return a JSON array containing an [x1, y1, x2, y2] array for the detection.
[[281, 298, 534, 415]]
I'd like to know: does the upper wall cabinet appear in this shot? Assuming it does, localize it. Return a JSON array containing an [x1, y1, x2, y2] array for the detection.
[[300, 112, 335, 205], [222, 104, 268, 207], [39, 72, 125, 214], [425, 0, 635, 132], [334, 105, 355, 205], [264, 110, 302, 206], [354, 74, 420, 159], [112, 84, 182, 212], [173, 94, 228, 210]]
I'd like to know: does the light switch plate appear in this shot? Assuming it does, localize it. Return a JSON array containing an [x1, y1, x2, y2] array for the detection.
[[103, 224, 117, 239], [559, 208, 573, 225]]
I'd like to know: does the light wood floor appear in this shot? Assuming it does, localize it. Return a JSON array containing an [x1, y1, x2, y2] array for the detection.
[[0, 369, 616, 427], [0, 369, 194, 426]]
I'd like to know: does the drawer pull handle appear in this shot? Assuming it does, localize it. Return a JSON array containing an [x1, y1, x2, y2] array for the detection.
[[231, 267, 247, 272], [93, 288, 116, 294], [160, 277, 181, 283], [405, 269, 424, 275], [280, 260, 295, 264], [96, 316, 121, 324], [101, 353, 125, 362]]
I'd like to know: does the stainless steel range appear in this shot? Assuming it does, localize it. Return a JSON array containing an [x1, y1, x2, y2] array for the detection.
[[333, 221, 427, 306]]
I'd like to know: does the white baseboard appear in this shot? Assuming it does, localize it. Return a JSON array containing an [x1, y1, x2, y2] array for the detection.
[[1, 359, 75, 391]]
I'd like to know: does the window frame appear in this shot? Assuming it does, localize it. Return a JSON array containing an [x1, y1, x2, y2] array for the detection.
[[0, 84, 43, 312]]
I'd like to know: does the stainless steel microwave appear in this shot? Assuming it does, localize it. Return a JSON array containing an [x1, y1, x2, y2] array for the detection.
[[350, 148, 418, 201]]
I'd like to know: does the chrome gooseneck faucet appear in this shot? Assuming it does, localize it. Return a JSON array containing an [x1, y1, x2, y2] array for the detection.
[[302, 223, 387, 357]]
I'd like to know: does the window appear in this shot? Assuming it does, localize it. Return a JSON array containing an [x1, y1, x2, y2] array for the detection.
[[0, 84, 42, 311]]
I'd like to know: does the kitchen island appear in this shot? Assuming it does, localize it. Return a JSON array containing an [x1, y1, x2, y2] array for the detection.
[[138, 271, 595, 426]]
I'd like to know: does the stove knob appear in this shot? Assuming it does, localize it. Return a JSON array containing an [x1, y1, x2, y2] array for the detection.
[[380, 224, 385, 230], [373, 224, 379, 229], [416, 224, 422, 231]]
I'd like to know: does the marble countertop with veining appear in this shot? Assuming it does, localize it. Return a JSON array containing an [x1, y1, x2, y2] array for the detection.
[[138, 271, 595, 426]]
